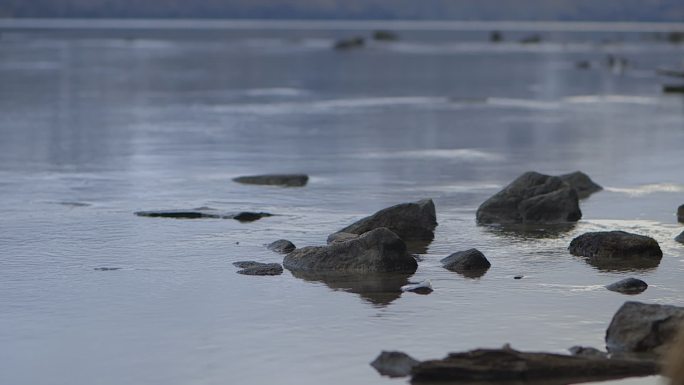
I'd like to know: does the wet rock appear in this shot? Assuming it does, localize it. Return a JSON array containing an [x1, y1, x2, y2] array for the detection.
[[441, 249, 491, 278], [233, 261, 283, 276], [401, 279, 433, 294], [576, 60, 591, 69], [373, 30, 398, 41], [267, 239, 296, 254], [569, 231, 662, 265], [232, 173, 308, 187], [476, 171, 581, 225], [334, 37, 364, 50], [558, 171, 602, 199], [606, 278, 648, 295], [134, 209, 272, 222], [370, 351, 420, 378], [568, 346, 608, 358], [520, 34, 542, 44], [329, 198, 437, 242], [676, 230, 684, 244], [667, 31, 684, 43], [678, 204, 684, 223], [327, 232, 359, 244], [663, 84, 684, 94], [489, 31, 503, 42], [514, 275, 524, 280], [410, 347, 657, 383], [285, 228, 417, 273], [233, 212, 273, 222], [606, 301, 684, 355], [135, 210, 222, 219], [94, 267, 121, 271]]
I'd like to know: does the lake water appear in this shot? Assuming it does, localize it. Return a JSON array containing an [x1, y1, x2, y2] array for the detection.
[[1, 20, 683, 385]]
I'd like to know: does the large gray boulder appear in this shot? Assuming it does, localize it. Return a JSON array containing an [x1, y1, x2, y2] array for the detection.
[[569, 231, 662, 260], [329, 199, 437, 242], [606, 301, 684, 355], [284, 227, 417, 273], [476, 172, 582, 225], [559, 171, 602, 199]]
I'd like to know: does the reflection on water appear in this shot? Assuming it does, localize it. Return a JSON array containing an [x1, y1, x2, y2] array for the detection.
[[481, 223, 579, 240], [580, 256, 662, 273], [288, 270, 413, 307]]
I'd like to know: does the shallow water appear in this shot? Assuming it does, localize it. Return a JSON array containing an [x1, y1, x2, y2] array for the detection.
[[0, 21, 683, 385]]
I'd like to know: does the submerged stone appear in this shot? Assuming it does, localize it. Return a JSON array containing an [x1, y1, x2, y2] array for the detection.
[[267, 239, 296, 254], [233, 261, 283, 276], [401, 279, 433, 294], [232, 174, 308, 187], [606, 278, 648, 295], [370, 351, 420, 378], [334, 37, 364, 50]]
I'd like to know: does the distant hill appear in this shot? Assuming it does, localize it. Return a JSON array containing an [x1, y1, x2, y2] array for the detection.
[[1, 0, 683, 22]]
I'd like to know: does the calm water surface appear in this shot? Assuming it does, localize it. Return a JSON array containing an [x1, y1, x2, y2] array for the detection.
[[1, 21, 683, 385]]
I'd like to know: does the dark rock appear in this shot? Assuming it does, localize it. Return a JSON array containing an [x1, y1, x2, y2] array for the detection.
[[135, 210, 221, 219], [94, 267, 121, 271], [233, 212, 273, 222], [476, 171, 581, 225], [576, 60, 591, 69], [329, 198, 437, 242], [233, 261, 283, 276], [606, 278, 648, 295], [676, 230, 684, 244], [410, 347, 657, 383], [568, 346, 608, 358], [334, 37, 364, 50], [370, 351, 420, 378], [373, 30, 398, 41], [267, 239, 296, 254], [289, 270, 413, 306], [285, 228, 417, 274], [663, 84, 684, 94], [568, 231, 662, 265], [678, 204, 684, 223], [667, 31, 684, 43], [558, 171, 602, 199], [606, 301, 684, 355], [514, 275, 524, 280], [520, 34, 542, 44], [232, 173, 308, 187], [327, 232, 359, 244], [489, 31, 503, 42], [441, 249, 491, 278]]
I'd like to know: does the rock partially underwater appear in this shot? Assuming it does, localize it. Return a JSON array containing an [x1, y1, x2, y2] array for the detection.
[[605, 278, 648, 295], [476, 171, 582, 225], [232, 173, 309, 187], [135, 209, 273, 222], [441, 249, 491, 278], [569, 231, 662, 271], [233, 261, 283, 276], [606, 301, 684, 356], [370, 351, 419, 378]]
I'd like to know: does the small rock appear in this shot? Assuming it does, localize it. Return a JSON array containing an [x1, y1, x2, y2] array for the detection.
[[676, 230, 684, 244], [267, 239, 296, 254], [606, 301, 684, 355], [329, 198, 437, 242], [401, 279, 433, 294], [513, 275, 524, 280], [678, 204, 684, 223], [370, 351, 420, 378], [334, 37, 364, 50], [373, 30, 398, 41], [558, 171, 602, 199], [441, 249, 491, 278], [233, 212, 273, 222], [489, 31, 503, 42], [135, 210, 221, 219], [663, 84, 684, 94], [94, 267, 121, 271], [568, 346, 608, 358], [233, 261, 283, 276], [284, 227, 417, 273], [606, 278, 648, 295], [476, 171, 581, 225], [569, 231, 663, 261], [232, 174, 308, 187]]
